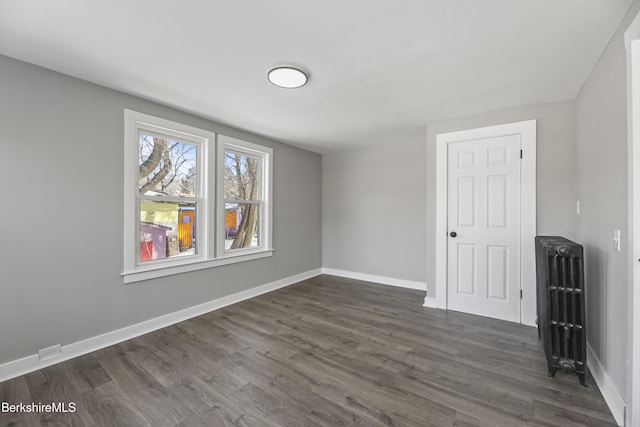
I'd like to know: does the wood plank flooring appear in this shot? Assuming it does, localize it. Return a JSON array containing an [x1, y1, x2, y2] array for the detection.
[[0, 275, 617, 426]]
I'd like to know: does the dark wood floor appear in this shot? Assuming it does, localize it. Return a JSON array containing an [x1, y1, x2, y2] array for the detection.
[[1, 275, 616, 426]]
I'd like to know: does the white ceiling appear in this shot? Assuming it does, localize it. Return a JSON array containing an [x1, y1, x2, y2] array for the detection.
[[0, 1, 633, 153]]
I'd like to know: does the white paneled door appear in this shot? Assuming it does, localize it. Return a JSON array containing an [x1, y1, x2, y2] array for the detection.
[[447, 134, 521, 322]]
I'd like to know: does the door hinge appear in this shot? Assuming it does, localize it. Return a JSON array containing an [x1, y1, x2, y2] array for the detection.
[[520, 149, 523, 159], [520, 290, 523, 299]]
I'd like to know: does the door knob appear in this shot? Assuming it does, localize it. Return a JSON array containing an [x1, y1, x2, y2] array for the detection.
[[450, 231, 457, 238]]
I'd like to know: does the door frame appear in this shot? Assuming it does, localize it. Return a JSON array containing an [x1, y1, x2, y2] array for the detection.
[[625, 11, 640, 427], [434, 120, 537, 325]]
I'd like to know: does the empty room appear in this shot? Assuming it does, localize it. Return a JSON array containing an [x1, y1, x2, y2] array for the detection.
[[1, 1, 640, 426]]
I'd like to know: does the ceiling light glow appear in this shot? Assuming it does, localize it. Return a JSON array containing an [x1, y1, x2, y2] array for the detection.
[[268, 67, 308, 89]]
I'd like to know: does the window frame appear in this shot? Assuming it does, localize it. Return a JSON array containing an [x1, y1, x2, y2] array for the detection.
[[123, 110, 273, 284], [136, 127, 206, 267], [216, 135, 273, 258]]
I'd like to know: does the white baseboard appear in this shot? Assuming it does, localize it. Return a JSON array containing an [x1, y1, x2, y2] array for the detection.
[[0, 269, 322, 383], [422, 296, 439, 308], [322, 268, 427, 291], [587, 343, 626, 426]]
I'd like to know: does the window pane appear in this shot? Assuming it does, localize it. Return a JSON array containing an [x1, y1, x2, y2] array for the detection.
[[139, 133, 197, 197], [224, 150, 261, 200], [139, 200, 197, 262], [225, 202, 260, 250]]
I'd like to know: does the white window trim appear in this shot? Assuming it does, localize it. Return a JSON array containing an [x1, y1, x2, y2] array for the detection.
[[123, 110, 273, 284]]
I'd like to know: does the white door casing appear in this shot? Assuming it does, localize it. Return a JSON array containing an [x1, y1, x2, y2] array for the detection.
[[430, 120, 536, 326], [447, 135, 521, 322], [625, 12, 640, 427]]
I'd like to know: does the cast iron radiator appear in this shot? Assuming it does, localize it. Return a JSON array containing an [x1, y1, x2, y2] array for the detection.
[[534, 236, 586, 386]]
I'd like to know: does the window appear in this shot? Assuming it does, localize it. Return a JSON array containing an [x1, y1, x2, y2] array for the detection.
[[138, 132, 202, 263], [123, 110, 273, 283], [218, 135, 272, 255]]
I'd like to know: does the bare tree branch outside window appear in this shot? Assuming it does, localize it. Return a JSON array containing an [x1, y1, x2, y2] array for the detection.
[[225, 151, 260, 249]]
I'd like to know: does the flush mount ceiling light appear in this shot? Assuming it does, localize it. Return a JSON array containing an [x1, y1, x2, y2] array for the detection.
[[267, 66, 308, 89]]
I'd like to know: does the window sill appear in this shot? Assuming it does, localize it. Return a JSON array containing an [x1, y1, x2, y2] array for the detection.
[[122, 249, 274, 284]]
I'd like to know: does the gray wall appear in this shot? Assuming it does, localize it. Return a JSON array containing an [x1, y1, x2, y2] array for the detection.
[[322, 101, 576, 293], [323, 140, 427, 283], [0, 55, 322, 365], [575, 0, 640, 402], [426, 101, 578, 297]]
